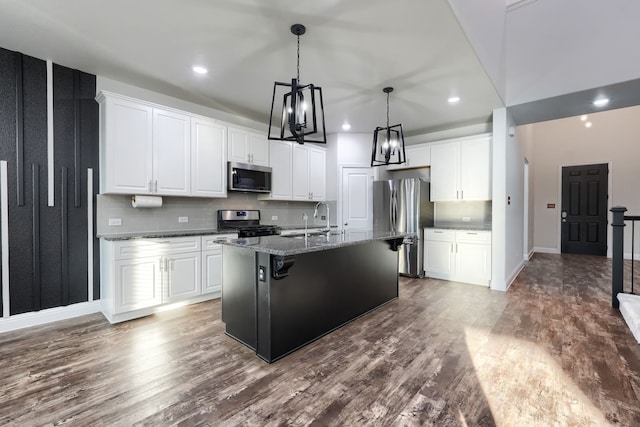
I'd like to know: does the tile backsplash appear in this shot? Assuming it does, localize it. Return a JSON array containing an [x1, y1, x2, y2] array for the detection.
[[96, 192, 337, 236], [434, 201, 492, 229]]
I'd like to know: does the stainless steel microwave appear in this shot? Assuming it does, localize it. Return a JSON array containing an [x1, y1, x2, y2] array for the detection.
[[228, 162, 272, 193]]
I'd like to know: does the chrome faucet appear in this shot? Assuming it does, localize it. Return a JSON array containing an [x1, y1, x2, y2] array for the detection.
[[313, 201, 330, 232]]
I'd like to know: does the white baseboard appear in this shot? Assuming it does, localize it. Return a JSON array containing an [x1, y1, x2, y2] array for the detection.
[[524, 248, 535, 260], [533, 246, 560, 254], [0, 300, 101, 334], [506, 261, 525, 291]]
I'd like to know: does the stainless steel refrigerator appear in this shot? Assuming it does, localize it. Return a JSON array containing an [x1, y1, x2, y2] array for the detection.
[[373, 178, 434, 277]]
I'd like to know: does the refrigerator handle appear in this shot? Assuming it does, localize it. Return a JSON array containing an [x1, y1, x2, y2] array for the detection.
[[391, 188, 398, 231]]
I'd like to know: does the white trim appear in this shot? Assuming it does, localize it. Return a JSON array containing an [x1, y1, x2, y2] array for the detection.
[[1, 161, 9, 318], [0, 300, 101, 334], [87, 168, 94, 302], [47, 59, 54, 207], [534, 246, 560, 254], [525, 248, 535, 260], [504, 260, 526, 292]]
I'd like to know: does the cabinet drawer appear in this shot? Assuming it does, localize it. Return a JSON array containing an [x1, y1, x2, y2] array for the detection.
[[202, 234, 237, 250], [455, 230, 491, 244], [113, 236, 201, 260], [424, 229, 455, 242]]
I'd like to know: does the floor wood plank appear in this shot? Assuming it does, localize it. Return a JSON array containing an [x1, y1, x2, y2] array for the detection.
[[1, 253, 639, 426]]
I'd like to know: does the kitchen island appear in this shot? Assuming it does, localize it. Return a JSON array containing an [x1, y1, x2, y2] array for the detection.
[[220, 231, 408, 363]]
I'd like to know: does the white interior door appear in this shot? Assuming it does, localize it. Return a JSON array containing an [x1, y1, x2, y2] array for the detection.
[[341, 167, 374, 230]]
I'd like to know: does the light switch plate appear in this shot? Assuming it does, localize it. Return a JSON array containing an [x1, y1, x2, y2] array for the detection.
[[178, 216, 188, 223], [462, 217, 471, 222], [108, 218, 122, 226], [271, 215, 278, 221]]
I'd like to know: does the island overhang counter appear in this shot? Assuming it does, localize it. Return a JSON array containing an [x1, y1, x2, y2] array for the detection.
[[219, 231, 409, 363]]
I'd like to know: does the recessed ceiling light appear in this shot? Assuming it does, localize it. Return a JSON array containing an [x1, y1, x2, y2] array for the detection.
[[580, 115, 588, 121], [593, 98, 609, 107], [342, 122, 351, 131], [585, 121, 593, 128], [192, 65, 208, 75], [448, 96, 460, 104]]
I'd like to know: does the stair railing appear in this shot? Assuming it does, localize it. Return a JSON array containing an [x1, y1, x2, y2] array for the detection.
[[611, 206, 639, 308]]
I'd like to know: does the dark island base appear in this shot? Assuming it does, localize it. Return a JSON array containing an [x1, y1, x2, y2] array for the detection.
[[222, 239, 400, 363]]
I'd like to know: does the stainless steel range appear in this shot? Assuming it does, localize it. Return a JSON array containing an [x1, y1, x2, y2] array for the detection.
[[217, 210, 280, 237]]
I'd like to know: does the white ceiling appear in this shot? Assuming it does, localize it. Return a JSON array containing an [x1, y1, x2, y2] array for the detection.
[[0, 0, 505, 137]]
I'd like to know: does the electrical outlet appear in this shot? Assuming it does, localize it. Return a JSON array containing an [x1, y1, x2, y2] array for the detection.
[[271, 215, 278, 221], [302, 213, 308, 221], [321, 215, 326, 220], [108, 218, 122, 226], [462, 217, 471, 222], [178, 216, 188, 223]]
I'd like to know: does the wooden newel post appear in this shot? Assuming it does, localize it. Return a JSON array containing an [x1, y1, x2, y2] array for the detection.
[[611, 206, 627, 309]]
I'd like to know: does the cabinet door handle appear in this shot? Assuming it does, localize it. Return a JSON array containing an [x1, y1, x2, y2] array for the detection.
[[154, 180, 158, 193], [467, 232, 477, 235], [460, 190, 463, 199], [159, 256, 164, 272], [434, 231, 443, 234], [450, 243, 453, 253], [149, 180, 153, 192], [456, 190, 459, 200]]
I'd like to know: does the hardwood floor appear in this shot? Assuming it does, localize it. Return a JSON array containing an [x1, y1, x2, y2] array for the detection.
[[1, 253, 639, 426]]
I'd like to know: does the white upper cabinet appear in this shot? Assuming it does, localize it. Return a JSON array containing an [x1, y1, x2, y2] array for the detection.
[[191, 118, 227, 198], [99, 94, 191, 195], [459, 137, 492, 201], [430, 135, 491, 202], [309, 146, 326, 201], [152, 108, 191, 196], [98, 92, 230, 198], [291, 144, 326, 201], [386, 144, 431, 170], [266, 140, 293, 200], [99, 94, 154, 194], [292, 144, 311, 200], [227, 126, 269, 166]]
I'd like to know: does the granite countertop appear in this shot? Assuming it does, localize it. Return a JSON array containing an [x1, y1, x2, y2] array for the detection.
[[218, 230, 411, 256], [427, 226, 492, 231], [279, 224, 339, 230], [98, 228, 238, 241]]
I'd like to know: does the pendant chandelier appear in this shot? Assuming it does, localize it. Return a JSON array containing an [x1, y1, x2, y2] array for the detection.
[[268, 24, 326, 145], [371, 87, 406, 167]]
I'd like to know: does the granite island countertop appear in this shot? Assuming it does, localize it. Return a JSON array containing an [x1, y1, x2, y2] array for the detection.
[[218, 230, 412, 256]]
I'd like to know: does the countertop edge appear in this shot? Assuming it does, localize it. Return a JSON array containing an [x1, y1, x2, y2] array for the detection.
[[219, 232, 411, 256], [98, 229, 237, 241]]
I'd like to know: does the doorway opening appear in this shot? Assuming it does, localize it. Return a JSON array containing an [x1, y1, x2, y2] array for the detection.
[[560, 163, 608, 256]]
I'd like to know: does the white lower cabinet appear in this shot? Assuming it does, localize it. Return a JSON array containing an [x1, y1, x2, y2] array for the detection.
[[101, 234, 236, 323], [114, 257, 163, 313], [201, 234, 236, 295], [423, 228, 491, 286], [165, 252, 201, 301]]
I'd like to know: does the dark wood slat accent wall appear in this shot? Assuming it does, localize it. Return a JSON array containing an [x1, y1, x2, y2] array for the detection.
[[10, 53, 44, 314], [0, 47, 99, 315], [32, 164, 41, 310], [61, 167, 69, 305], [73, 69, 81, 208], [0, 50, 13, 316], [15, 52, 24, 206]]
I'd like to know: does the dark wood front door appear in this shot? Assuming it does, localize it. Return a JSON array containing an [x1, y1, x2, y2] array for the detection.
[[561, 163, 608, 255]]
